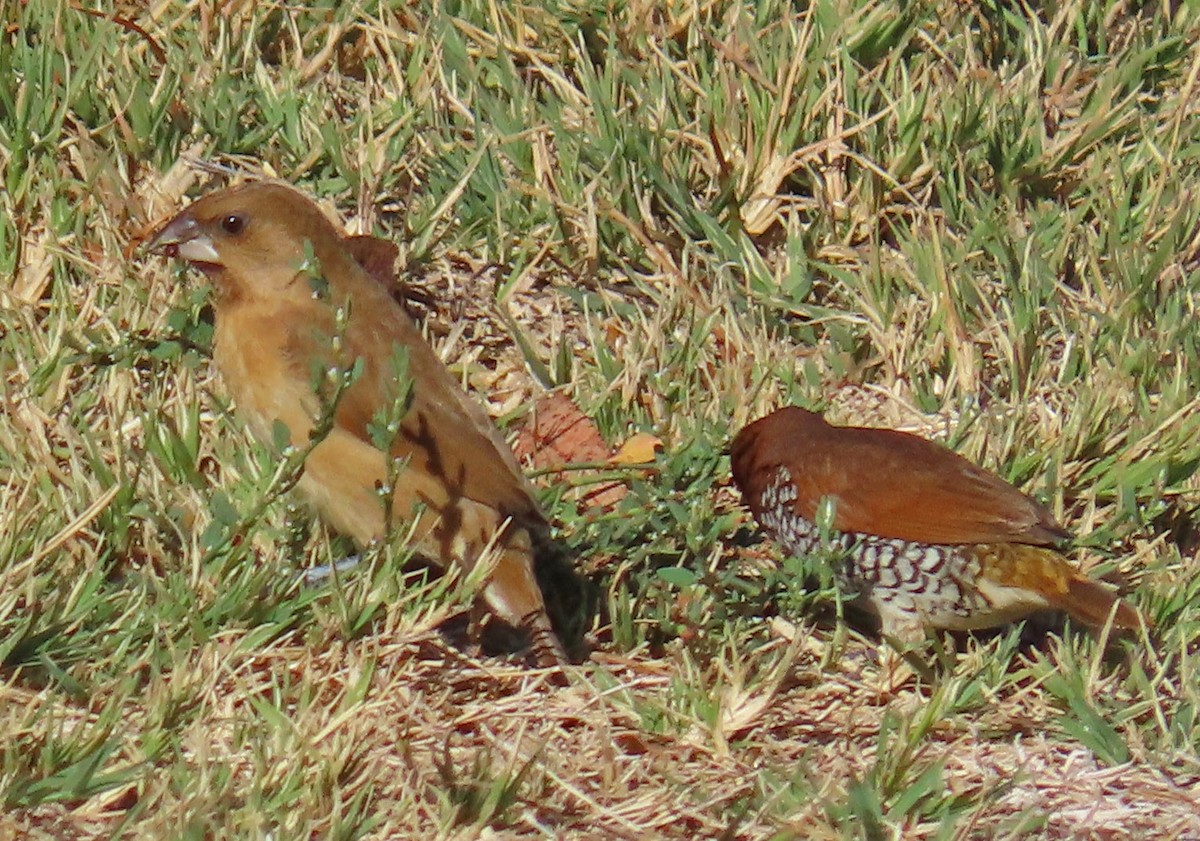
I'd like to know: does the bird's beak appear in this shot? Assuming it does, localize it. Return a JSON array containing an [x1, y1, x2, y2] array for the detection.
[[147, 213, 221, 266]]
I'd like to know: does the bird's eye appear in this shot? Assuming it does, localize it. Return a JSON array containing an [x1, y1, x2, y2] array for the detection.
[[221, 214, 246, 235]]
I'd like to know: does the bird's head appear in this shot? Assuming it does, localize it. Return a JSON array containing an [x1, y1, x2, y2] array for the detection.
[[148, 181, 347, 303], [730, 407, 829, 495]]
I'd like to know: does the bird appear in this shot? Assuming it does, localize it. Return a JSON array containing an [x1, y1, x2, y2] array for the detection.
[[730, 406, 1142, 646], [147, 180, 580, 668]]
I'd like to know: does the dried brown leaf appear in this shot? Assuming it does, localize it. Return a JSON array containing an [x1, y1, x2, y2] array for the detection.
[[515, 392, 609, 469], [516, 393, 628, 510]]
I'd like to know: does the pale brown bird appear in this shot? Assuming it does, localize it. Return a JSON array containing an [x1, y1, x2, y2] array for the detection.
[[148, 180, 576, 666], [731, 407, 1142, 644]]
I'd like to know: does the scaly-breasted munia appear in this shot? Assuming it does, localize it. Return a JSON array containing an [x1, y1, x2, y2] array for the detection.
[[731, 407, 1141, 643], [148, 181, 574, 666]]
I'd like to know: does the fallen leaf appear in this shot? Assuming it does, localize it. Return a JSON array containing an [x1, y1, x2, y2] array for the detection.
[[515, 392, 626, 510], [610, 432, 662, 465], [514, 392, 608, 469]]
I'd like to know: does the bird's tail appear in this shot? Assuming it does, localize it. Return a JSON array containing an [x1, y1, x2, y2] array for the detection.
[[980, 543, 1144, 632], [475, 529, 571, 669], [1060, 576, 1144, 631]]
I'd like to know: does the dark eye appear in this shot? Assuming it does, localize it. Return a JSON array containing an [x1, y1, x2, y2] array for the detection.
[[221, 214, 246, 235]]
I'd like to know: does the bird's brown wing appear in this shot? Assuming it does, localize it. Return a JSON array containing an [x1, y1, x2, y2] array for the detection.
[[343, 234, 399, 290], [790, 427, 1069, 546], [732, 409, 1069, 547], [309, 253, 545, 527]]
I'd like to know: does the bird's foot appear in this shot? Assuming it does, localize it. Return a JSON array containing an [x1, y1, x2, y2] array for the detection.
[[300, 554, 362, 585]]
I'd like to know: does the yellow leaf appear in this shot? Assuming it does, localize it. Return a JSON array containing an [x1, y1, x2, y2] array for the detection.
[[610, 432, 663, 465]]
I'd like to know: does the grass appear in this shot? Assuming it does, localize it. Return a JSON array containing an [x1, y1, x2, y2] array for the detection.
[[2, 0, 1199, 837]]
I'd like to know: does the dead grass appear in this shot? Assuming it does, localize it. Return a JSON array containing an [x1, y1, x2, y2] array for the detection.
[[4, 627, 1198, 839], [2, 1, 1200, 838]]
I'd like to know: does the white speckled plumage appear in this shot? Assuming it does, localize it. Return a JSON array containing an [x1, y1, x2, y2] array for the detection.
[[730, 408, 1140, 641], [757, 467, 991, 638]]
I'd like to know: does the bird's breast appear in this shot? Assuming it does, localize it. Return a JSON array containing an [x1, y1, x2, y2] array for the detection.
[[211, 305, 319, 449]]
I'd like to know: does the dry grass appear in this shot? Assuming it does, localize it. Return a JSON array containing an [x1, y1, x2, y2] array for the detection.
[[2, 1, 1200, 838]]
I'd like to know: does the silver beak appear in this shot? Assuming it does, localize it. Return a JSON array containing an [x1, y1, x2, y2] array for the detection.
[[147, 214, 221, 263]]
